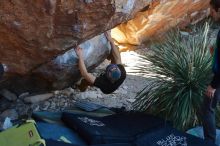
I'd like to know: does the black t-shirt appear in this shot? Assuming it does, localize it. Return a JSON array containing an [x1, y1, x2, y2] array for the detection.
[[211, 29, 220, 88], [93, 64, 126, 94]]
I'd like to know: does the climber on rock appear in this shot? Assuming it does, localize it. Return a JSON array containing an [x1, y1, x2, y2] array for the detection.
[[74, 32, 126, 94]]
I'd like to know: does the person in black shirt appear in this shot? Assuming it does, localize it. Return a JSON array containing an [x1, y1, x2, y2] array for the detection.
[[74, 32, 126, 94], [201, 0, 220, 144]]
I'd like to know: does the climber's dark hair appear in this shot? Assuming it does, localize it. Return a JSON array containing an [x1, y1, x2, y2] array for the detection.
[[210, 0, 220, 12]]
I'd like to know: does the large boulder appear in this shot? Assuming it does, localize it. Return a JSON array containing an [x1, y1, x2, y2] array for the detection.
[[0, 0, 151, 74], [0, 0, 152, 93]]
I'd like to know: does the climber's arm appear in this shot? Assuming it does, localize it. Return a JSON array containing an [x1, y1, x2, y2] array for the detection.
[[75, 46, 96, 85], [105, 32, 122, 64]]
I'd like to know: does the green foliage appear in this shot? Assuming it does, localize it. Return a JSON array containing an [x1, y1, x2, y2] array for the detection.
[[133, 23, 213, 130]]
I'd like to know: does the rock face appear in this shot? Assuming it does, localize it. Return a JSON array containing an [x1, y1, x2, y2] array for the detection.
[[0, 0, 151, 74], [0, 0, 152, 93], [1, 34, 110, 94], [111, 0, 210, 51], [0, 0, 210, 93]]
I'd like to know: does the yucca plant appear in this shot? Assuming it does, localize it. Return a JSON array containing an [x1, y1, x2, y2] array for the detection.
[[133, 22, 213, 130]]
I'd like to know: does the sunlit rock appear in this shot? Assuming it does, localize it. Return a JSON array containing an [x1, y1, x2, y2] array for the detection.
[[112, 0, 210, 51]]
